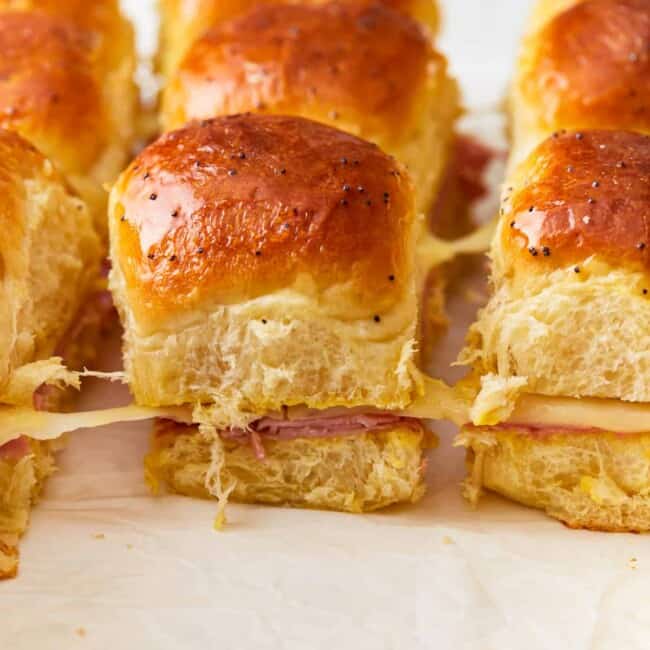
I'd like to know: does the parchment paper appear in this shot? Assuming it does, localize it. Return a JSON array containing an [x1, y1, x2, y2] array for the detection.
[[3, 3, 649, 649]]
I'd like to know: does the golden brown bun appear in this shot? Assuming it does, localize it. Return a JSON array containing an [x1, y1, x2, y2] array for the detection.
[[503, 130, 650, 274], [0, 439, 57, 579], [147, 419, 428, 513], [113, 114, 413, 324], [158, 0, 440, 78], [161, 1, 458, 217], [461, 130, 650, 403], [511, 0, 650, 167], [0, 8, 137, 241], [109, 114, 421, 425], [458, 426, 650, 532], [0, 128, 101, 390], [0, 0, 135, 72]]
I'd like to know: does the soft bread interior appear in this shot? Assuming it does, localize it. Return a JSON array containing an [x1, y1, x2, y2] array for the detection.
[[146, 420, 430, 513], [458, 426, 650, 532], [0, 439, 57, 578], [461, 254, 650, 403]]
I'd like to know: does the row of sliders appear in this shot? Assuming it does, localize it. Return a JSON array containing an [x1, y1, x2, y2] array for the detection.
[[459, 0, 650, 531], [0, 0, 478, 576], [1, 0, 646, 577], [0, 0, 138, 577]]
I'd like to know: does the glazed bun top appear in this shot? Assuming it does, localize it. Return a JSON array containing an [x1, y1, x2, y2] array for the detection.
[[519, 0, 650, 135], [110, 114, 415, 329], [500, 130, 650, 274], [162, 1, 434, 141]]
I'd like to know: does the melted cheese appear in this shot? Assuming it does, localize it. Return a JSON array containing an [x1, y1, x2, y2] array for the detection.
[[416, 217, 496, 270], [506, 394, 650, 434], [0, 405, 192, 448], [403, 380, 650, 434]]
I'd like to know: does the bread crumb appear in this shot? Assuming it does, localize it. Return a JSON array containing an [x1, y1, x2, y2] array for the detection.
[[93, 533, 105, 540], [442, 536, 454, 545], [75, 627, 86, 638], [126, 544, 133, 550], [629, 557, 638, 570]]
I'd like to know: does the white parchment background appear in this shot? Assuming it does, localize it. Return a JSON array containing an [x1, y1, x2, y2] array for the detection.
[[4, 3, 650, 649]]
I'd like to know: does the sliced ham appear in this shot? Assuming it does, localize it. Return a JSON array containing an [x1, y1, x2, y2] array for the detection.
[[0, 436, 30, 461], [220, 412, 423, 459]]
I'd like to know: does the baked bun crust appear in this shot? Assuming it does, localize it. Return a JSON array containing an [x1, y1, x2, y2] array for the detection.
[[158, 0, 440, 78], [0, 128, 100, 388], [110, 114, 421, 423], [502, 130, 650, 273], [161, 1, 458, 216], [462, 130, 650, 403], [512, 0, 650, 167], [459, 426, 650, 532], [147, 419, 428, 513], [0, 7, 137, 240], [0, 0, 135, 71]]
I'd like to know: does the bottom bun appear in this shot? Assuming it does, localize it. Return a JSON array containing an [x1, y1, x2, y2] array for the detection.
[[0, 440, 57, 579], [457, 427, 650, 532], [147, 420, 431, 513]]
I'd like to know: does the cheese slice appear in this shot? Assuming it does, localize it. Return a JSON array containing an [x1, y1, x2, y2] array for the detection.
[[0, 405, 192, 448], [506, 394, 650, 434], [3, 373, 647, 448], [398, 378, 650, 434]]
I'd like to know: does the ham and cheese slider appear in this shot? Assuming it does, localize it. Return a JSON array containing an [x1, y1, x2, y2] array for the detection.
[[108, 113, 463, 515], [0, 129, 101, 578], [458, 129, 650, 532], [158, 0, 440, 79]]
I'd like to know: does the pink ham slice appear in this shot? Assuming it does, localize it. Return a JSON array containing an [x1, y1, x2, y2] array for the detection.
[[0, 436, 30, 461], [221, 412, 423, 460]]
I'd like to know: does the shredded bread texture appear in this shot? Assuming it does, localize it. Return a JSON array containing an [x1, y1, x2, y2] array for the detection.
[[461, 259, 650, 403], [0, 439, 58, 579], [146, 421, 430, 514], [457, 427, 650, 532], [0, 358, 80, 407]]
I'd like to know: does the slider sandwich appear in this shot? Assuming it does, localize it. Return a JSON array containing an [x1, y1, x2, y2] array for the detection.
[[107, 114, 464, 516], [157, 0, 441, 79], [457, 129, 650, 531], [0, 1, 137, 577], [455, 0, 650, 532], [0, 129, 101, 577]]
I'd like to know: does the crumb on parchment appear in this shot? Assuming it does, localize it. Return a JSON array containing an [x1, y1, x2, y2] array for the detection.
[[93, 533, 105, 540], [75, 627, 86, 638]]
